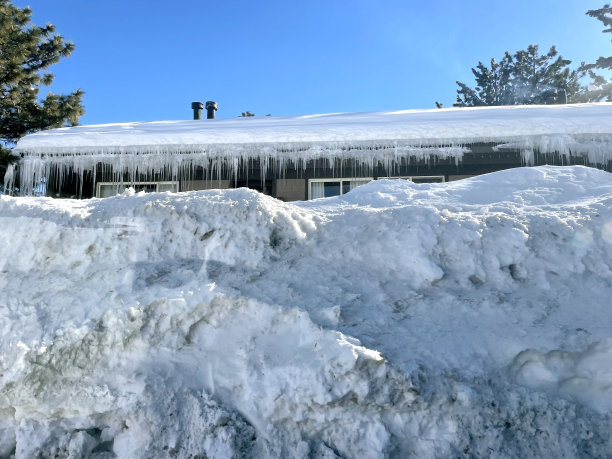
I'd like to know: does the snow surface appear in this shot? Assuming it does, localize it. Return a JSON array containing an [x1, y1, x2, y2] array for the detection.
[[12, 103, 612, 195], [1, 165, 612, 457], [14, 103, 612, 152]]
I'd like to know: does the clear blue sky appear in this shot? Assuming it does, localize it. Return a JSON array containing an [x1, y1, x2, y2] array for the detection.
[[12, 0, 612, 124]]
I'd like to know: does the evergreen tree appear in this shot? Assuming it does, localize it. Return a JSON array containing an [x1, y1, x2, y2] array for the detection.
[[576, 5, 612, 102], [454, 45, 579, 107], [512, 45, 579, 104], [454, 54, 514, 107], [0, 0, 84, 185]]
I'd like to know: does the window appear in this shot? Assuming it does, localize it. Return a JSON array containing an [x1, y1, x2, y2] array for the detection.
[[96, 181, 179, 198], [308, 178, 372, 200], [377, 175, 445, 183]]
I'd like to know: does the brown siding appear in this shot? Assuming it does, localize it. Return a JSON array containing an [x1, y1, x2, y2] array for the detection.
[[448, 175, 475, 182], [181, 179, 231, 191], [274, 179, 306, 201]]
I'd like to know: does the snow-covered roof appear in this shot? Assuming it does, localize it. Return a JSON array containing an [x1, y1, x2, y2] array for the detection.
[[11, 103, 612, 195], [14, 103, 612, 156]]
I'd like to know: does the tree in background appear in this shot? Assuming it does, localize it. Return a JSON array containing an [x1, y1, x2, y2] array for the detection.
[[0, 0, 84, 187], [454, 45, 579, 107], [575, 5, 612, 102], [512, 46, 579, 104], [454, 53, 514, 106]]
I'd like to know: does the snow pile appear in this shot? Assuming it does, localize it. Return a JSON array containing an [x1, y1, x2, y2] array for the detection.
[[13, 103, 612, 195], [1, 165, 612, 457]]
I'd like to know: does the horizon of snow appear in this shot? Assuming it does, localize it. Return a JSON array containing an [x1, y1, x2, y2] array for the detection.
[[11, 103, 612, 196], [1, 165, 612, 457]]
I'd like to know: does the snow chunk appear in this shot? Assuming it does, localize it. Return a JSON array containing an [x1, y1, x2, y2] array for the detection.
[[511, 339, 612, 414]]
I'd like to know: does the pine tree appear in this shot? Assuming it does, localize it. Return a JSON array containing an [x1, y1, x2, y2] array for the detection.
[[512, 45, 579, 104], [0, 0, 84, 186], [454, 54, 514, 107], [454, 45, 579, 107], [576, 5, 612, 102]]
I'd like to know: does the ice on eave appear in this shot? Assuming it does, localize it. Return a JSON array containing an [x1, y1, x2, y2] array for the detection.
[[12, 103, 612, 195]]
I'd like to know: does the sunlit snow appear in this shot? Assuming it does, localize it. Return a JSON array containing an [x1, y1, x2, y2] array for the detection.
[[1, 165, 612, 457]]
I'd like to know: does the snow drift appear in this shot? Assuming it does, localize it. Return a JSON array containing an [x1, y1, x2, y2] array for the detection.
[[1, 165, 612, 457]]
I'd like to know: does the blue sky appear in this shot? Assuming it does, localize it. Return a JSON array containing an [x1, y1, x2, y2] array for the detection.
[[12, 0, 612, 124]]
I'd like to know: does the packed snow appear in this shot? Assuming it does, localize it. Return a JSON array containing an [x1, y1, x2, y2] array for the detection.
[[12, 103, 612, 195], [1, 165, 612, 458]]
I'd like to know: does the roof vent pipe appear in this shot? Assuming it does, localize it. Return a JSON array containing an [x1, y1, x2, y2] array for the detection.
[[544, 89, 568, 105], [205, 101, 218, 119], [191, 102, 203, 120]]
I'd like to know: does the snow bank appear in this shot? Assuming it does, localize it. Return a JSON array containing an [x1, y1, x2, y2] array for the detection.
[[1, 166, 612, 457], [13, 103, 612, 195]]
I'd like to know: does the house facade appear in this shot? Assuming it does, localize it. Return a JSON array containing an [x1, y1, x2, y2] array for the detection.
[[11, 103, 612, 200]]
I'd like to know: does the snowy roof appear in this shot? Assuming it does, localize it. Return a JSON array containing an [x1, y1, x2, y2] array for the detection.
[[11, 103, 612, 196], [14, 103, 612, 156]]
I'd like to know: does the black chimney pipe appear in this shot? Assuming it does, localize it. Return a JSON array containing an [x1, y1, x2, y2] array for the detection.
[[205, 101, 218, 119], [191, 102, 203, 120], [544, 89, 568, 105]]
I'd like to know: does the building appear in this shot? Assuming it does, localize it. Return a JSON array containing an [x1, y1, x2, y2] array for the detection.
[[11, 103, 612, 199]]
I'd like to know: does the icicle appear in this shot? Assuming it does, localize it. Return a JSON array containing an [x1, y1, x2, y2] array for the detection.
[[13, 131, 612, 197], [3, 164, 14, 195]]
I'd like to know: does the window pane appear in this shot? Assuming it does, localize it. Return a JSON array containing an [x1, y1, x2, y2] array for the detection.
[[157, 183, 178, 192], [311, 182, 325, 199], [134, 184, 157, 193], [98, 184, 119, 198], [411, 177, 445, 183], [324, 181, 341, 197]]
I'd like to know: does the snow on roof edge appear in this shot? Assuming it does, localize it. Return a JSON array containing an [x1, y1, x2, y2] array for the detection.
[[14, 103, 612, 156], [12, 103, 612, 196]]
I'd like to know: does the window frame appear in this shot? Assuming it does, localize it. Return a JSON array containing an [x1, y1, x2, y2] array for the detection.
[[95, 181, 179, 198], [307, 177, 373, 200], [376, 175, 446, 183]]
